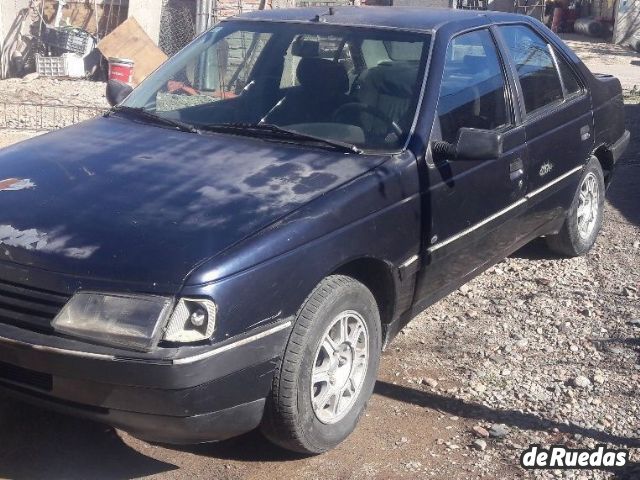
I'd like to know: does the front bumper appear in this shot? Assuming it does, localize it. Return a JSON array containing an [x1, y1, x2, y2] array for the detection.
[[0, 320, 291, 444]]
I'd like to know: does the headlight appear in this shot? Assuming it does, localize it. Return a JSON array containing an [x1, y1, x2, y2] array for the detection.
[[53, 293, 217, 351], [163, 298, 217, 343], [52, 292, 173, 351]]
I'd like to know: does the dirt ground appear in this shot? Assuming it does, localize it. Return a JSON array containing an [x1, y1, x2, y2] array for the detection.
[[0, 37, 637, 480], [561, 34, 639, 93]]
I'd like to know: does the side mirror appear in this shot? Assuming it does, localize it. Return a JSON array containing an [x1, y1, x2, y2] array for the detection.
[[431, 128, 503, 161], [106, 80, 133, 107]]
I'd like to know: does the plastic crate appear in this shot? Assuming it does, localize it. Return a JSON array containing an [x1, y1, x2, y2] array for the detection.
[[42, 27, 94, 56], [36, 54, 85, 78]]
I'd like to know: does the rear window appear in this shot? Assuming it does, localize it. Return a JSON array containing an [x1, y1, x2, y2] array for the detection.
[[361, 39, 423, 67]]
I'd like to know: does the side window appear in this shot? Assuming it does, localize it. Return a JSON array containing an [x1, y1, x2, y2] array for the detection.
[[437, 29, 510, 144], [554, 49, 583, 96], [499, 25, 564, 115]]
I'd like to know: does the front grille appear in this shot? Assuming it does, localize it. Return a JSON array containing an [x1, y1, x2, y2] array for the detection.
[[0, 280, 69, 332], [0, 361, 52, 391]]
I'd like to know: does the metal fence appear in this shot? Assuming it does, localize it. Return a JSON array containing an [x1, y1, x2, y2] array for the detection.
[[159, 0, 199, 57], [159, 0, 359, 57], [0, 102, 105, 131]]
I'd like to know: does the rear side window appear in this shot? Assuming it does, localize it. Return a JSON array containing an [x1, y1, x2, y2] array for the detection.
[[437, 29, 510, 144], [499, 25, 564, 115]]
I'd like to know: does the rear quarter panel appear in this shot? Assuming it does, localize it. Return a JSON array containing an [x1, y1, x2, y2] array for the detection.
[[590, 74, 626, 148]]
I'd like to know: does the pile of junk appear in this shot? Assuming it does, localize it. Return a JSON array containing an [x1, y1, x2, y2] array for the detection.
[[1, 0, 165, 84], [541, 0, 639, 51]]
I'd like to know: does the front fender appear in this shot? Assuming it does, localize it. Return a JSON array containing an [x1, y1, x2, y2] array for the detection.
[[181, 151, 422, 342]]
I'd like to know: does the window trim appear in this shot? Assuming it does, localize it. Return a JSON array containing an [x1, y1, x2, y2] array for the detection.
[[494, 23, 588, 122], [550, 45, 586, 101]]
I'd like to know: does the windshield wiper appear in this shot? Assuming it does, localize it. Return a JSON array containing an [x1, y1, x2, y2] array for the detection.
[[198, 122, 363, 154], [108, 106, 200, 134]]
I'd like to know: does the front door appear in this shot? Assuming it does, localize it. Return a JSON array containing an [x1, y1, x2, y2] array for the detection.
[[414, 28, 528, 308]]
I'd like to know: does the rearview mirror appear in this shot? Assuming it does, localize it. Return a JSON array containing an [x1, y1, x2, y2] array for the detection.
[[431, 128, 503, 161], [106, 80, 134, 107]]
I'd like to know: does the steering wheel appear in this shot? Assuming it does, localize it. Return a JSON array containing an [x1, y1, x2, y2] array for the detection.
[[333, 102, 404, 138]]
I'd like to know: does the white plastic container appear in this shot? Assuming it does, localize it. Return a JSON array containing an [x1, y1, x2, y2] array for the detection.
[[35, 53, 85, 78]]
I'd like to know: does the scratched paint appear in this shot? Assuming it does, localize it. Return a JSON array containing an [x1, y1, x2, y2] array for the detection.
[[0, 178, 36, 191], [0, 225, 99, 259]]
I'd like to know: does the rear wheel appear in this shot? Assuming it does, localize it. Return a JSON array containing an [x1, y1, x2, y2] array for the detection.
[[261, 275, 381, 454], [546, 157, 605, 257]]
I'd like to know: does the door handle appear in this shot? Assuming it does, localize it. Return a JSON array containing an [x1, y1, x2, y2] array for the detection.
[[580, 125, 591, 141], [510, 158, 524, 182]]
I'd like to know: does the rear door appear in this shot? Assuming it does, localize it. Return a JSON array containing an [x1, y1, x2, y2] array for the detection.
[[496, 24, 593, 230], [413, 28, 527, 307]]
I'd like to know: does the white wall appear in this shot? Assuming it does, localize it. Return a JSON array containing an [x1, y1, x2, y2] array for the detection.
[[0, 0, 30, 78], [128, 0, 163, 45], [614, 0, 640, 45]]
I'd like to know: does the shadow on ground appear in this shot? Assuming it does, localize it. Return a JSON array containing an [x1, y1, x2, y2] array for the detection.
[[374, 381, 640, 448], [165, 429, 306, 462], [374, 381, 640, 478], [0, 394, 177, 480], [0, 391, 305, 479], [2, 376, 637, 479], [510, 237, 562, 260], [605, 103, 640, 228]]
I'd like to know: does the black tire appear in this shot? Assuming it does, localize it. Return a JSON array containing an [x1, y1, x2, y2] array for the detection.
[[546, 157, 605, 257], [261, 275, 382, 454]]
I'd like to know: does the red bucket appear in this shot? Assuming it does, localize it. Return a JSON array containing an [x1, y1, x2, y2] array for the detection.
[[108, 57, 134, 84]]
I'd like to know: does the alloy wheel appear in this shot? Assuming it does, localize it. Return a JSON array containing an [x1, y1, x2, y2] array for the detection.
[[576, 171, 599, 240], [310, 310, 369, 424]]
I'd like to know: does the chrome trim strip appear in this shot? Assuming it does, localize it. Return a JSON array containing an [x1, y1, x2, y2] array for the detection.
[[400, 254, 419, 269], [0, 320, 293, 364], [427, 198, 527, 253], [428, 166, 583, 254], [525, 166, 583, 200], [0, 335, 116, 360], [173, 320, 292, 365]]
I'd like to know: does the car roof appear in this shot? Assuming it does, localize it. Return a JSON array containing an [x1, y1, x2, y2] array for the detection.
[[231, 6, 523, 33]]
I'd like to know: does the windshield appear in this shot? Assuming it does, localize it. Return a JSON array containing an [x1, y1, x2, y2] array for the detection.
[[123, 21, 431, 152]]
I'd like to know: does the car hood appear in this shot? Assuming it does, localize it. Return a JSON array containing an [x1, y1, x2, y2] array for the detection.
[[0, 116, 385, 291]]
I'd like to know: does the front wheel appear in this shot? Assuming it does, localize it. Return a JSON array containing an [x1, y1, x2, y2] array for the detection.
[[546, 157, 605, 257], [261, 275, 381, 454]]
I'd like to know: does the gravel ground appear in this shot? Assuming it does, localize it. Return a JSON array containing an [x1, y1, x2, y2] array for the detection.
[[0, 77, 108, 107], [0, 37, 637, 480], [0, 77, 107, 130]]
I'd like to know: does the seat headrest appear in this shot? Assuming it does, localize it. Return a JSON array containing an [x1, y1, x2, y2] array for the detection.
[[362, 62, 418, 98], [296, 57, 349, 93]]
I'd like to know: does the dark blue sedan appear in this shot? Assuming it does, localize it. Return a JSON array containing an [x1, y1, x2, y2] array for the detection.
[[0, 7, 629, 453]]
